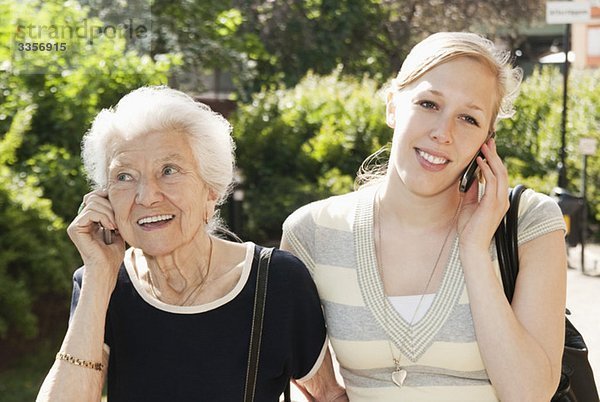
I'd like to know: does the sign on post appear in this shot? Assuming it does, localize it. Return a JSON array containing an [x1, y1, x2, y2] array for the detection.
[[579, 138, 598, 156], [546, 1, 591, 24]]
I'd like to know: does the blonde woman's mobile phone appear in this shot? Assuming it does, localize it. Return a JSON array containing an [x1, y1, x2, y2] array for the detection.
[[459, 131, 495, 193], [459, 150, 484, 193]]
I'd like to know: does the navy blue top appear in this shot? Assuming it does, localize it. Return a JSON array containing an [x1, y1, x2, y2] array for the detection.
[[70, 244, 326, 401]]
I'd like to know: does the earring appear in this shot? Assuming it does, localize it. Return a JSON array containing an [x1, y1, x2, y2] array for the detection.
[[387, 112, 395, 127], [203, 210, 209, 225]]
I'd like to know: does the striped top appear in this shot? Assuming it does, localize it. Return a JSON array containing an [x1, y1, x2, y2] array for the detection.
[[282, 186, 566, 401]]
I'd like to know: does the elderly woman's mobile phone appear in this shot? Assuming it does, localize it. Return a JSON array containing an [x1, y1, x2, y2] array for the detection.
[[459, 150, 484, 193], [102, 226, 114, 245]]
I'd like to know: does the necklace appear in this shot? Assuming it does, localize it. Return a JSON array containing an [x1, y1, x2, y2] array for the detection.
[[374, 190, 462, 387], [147, 236, 214, 306]]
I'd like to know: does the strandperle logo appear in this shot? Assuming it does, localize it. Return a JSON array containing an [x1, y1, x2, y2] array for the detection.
[[15, 18, 148, 44], [8, 11, 152, 74]]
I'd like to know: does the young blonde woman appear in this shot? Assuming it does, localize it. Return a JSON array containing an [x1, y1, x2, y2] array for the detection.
[[282, 32, 567, 401]]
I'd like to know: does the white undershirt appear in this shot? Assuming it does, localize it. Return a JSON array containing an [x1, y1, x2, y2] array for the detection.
[[388, 294, 436, 323]]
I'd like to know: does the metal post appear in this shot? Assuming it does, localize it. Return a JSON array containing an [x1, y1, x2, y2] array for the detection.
[[558, 23, 570, 189], [581, 154, 588, 272]]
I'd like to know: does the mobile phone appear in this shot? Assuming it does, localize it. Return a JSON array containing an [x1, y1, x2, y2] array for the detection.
[[459, 132, 495, 193], [459, 150, 484, 193], [101, 226, 114, 245]]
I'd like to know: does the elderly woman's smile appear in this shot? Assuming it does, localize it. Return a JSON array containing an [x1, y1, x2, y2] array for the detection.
[[137, 214, 176, 228]]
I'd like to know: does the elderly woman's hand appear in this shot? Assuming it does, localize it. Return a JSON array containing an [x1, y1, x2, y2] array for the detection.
[[68, 188, 125, 287]]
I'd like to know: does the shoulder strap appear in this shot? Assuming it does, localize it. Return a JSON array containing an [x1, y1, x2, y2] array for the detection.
[[495, 184, 527, 303], [506, 184, 527, 276], [244, 247, 273, 402]]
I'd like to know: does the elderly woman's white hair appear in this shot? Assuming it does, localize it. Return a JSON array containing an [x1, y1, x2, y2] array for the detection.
[[82, 86, 236, 206]]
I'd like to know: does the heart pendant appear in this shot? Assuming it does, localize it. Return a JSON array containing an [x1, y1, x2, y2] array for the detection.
[[391, 368, 407, 387]]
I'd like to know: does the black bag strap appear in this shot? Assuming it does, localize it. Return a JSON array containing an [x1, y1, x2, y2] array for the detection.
[[506, 185, 526, 280], [495, 184, 527, 302], [244, 247, 273, 402]]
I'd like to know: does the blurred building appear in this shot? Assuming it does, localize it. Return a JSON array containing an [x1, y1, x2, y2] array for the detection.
[[572, 2, 600, 68], [519, 1, 600, 71], [170, 68, 237, 118]]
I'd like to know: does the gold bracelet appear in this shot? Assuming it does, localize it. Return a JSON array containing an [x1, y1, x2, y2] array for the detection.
[[56, 352, 104, 371]]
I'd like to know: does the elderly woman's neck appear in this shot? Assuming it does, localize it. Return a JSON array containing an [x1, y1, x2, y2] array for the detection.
[[146, 233, 214, 285]]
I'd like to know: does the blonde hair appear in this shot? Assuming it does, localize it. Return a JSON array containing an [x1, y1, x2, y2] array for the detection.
[[82, 86, 236, 206]]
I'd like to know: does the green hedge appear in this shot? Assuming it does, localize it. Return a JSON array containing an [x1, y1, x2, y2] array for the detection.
[[232, 70, 390, 242], [0, 107, 77, 339]]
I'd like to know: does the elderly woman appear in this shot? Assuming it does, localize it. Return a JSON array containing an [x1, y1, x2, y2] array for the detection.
[[37, 86, 346, 401]]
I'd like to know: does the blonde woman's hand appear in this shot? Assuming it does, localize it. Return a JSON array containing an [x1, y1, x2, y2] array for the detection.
[[457, 138, 509, 252]]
